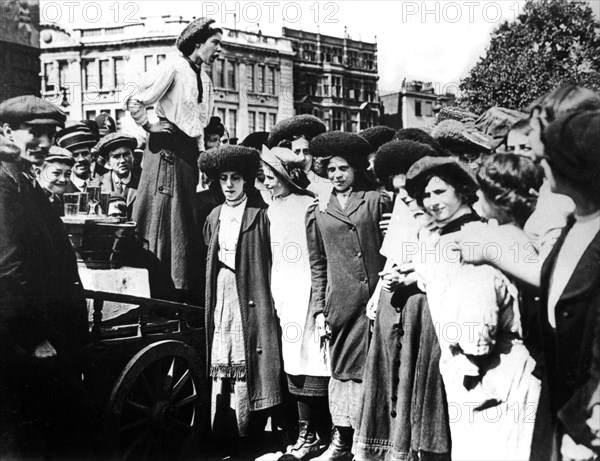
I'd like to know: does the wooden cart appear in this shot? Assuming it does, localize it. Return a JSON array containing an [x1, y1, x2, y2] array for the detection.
[[81, 289, 208, 461]]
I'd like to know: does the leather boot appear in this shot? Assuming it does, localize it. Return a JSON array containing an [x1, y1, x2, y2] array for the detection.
[[312, 426, 353, 461], [279, 420, 325, 461]]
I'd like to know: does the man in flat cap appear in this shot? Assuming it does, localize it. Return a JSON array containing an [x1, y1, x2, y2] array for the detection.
[[97, 132, 139, 218], [56, 121, 103, 192], [124, 17, 222, 300], [36, 145, 75, 217], [0, 96, 93, 457]]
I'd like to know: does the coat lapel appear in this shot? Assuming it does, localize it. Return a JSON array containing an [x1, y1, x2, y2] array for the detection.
[[343, 190, 366, 218], [325, 192, 352, 225], [556, 228, 600, 305]]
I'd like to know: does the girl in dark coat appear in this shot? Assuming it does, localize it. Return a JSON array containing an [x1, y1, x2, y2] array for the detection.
[[305, 132, 391, 460], [201, 145, 283, 438]]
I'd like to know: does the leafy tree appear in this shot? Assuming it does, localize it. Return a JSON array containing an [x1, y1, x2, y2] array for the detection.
[[460, 0, 600, 113]]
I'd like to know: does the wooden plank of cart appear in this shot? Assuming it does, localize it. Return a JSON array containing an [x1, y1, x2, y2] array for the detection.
[[61, 215, 208, 460], [79, 289, 207, 461]]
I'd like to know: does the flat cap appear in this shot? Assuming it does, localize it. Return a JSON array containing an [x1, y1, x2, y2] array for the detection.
[[176, 18, 220, 53], [95, 132, 137, 159], [359, 125, 395, 152], [56, 122, 98, 151], [0, 95, 66, 127], [45, 146, 75, 165], [199, 145, 260, 181], [268, 115, 327, 148], [373, 139, 438, 183], [95, 113, 116, 136], [544, 109, 600, 201]]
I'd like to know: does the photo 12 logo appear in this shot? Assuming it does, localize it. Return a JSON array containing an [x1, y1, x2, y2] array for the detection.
[[41, 1, 141, 25], [200, 1, 340, 25]]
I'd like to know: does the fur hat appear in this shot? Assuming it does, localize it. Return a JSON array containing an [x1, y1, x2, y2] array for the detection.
[[359, 126, 395, 152], [267, 115, 326, 148], [199, 145, 260, 182], [176, 18, 222, 55], [393, 127, 447, 156], [373, 140, 438, 183], [309, 131, 372, 177]]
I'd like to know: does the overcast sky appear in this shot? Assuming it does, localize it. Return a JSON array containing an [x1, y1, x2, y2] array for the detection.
[[41, 0, 535, 92]]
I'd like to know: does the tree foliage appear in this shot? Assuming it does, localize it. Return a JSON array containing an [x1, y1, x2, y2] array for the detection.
[[460, 0, 600, 113]]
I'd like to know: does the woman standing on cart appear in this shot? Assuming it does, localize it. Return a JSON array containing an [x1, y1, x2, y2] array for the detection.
[[305, 132, 392, 460], [201, 145, 282, 439]]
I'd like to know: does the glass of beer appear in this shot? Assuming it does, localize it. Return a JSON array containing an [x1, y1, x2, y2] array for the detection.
[[63, 193, 80, 216]]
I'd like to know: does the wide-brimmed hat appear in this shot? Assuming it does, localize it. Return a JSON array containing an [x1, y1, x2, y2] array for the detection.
[[406, 156, 477, 203], [199, 145, 260, 182], [471, 107, 528, 150], [260, 145, 314, 197], [268, 115, 326, 148], [432, 120, 491, 156]]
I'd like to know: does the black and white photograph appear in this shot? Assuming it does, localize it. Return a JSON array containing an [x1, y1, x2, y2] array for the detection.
[[1, 0, 599, 459]]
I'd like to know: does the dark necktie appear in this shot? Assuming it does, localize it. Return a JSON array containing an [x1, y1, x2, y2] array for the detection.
[[184, 56, 203, 103]]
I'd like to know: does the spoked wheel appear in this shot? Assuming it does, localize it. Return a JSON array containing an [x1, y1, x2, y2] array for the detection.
[[104, 340, 208, 460]]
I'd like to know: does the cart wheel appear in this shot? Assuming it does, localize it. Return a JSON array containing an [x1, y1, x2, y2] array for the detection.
[[104, 340, 207, 460]]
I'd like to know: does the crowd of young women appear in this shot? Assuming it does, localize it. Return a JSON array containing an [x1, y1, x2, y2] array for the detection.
[[197, 84, 600, 461]]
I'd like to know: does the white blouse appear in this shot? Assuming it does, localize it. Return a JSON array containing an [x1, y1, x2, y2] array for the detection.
[[124, 56, 214, 149], [217, 197, 248, 270]]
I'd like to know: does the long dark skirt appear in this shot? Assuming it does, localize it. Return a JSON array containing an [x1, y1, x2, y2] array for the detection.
[[353, 287, 451, 461], [133, 129, 200, 295]]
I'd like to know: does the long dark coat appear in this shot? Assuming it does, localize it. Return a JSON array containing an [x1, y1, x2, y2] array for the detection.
[[0, 160, 88, 360], [306, 190, 391, 380], [133, 131, 200, 294], [204, 194, 283, 411], [0, 160, 91, 456], [539, 217, 600, 417]]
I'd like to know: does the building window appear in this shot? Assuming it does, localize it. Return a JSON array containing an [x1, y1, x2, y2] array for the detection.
[[84, 60, 99, 90], [226, 60, 236, 90], [258, 112, 266, 131], [425, 101, 433, 117], [114, 57, 125, 87], [85, 110, 96, 120], [415, 100, 422, 117], [332, 76, 342, 98], [229, 109, 237, 138], [214, 59, 225, 88], [247, 64, 255, 92], [58, 61, 68, 88], [99, 59, 110, 89], [144, 55, 153, 72], [115, 109, 125, 130], [266, 66, 275, 95], [248, 111, 256, 133], [269, 113, 277, 130], [332, 110, 344, 131], [257, 65, 265, 93], [44, 62, 56, 92]]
